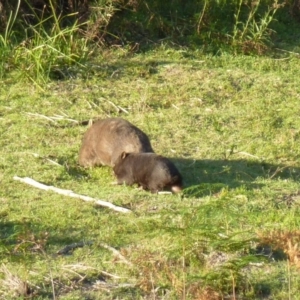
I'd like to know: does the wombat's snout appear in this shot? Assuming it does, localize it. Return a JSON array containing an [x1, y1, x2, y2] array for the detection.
[[171, 185, 182, 193]]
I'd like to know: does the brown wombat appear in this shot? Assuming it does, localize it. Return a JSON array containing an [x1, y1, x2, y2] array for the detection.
[[78, 118, 154, 167], [113, 152, 183, 193]]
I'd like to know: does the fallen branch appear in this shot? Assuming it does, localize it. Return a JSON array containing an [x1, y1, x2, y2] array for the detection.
[[13, 176, 132, 214], [92, 281, 135, 291]]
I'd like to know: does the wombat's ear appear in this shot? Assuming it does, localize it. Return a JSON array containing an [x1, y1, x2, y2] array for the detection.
[[121, 152, 128, 159]]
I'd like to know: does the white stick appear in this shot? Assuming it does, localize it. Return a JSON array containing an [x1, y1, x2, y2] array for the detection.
[[13, 176, 132, 214]]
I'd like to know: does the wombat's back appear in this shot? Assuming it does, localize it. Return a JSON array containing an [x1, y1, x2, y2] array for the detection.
[[78, 118, 154, 167]]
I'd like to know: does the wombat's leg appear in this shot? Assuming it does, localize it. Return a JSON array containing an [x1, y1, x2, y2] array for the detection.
[[147, 181, 165, 193], [79, 148, 107, 167], [115, 178, 126, 185], [78, 147, 96, 167], [115, 176, 134, 186], [148, 186, 159, 194]]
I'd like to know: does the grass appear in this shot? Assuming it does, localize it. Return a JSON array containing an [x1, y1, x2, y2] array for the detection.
[[1, 46, 300, 299], [1, 0, 294, 84]]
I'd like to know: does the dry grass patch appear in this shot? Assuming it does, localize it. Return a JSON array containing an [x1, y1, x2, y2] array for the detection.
[[257, 229, 300, 268]]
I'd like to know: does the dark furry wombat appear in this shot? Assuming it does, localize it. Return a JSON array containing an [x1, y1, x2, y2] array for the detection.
[[79, 118, 154, 167], [113, 152, 183, 193]]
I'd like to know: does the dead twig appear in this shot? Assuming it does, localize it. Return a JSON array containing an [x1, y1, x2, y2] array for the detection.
[[99, 243, 133, 266], [107, 100, 129, 114], [61, 264, 122, 279], [26, 112, 79, 124], [0, 264, 34, 298], [235, 151, 260, 159], [270, 164, 295, 180], [92, 281, 135, 291], [26, 112, 56, 122], [274, 48, 300, 56]]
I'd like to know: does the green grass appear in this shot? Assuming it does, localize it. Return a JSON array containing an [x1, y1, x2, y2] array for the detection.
[[1, 47, 300, 299], [2, 0, 297, 84]]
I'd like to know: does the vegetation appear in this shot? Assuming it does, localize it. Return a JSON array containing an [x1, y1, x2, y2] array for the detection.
[[0, 0, 300, 83], [1, 0, 300, 299]]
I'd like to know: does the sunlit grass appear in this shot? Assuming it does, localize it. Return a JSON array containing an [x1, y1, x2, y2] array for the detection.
[[0, 48, 300, 299]]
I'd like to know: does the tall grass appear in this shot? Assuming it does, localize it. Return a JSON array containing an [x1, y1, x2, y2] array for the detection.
[[231, 0, 284, 53], [104, 0, 287, 52], [0, 0, 295, 83], [14, 13, 91, 84], [0, 0, 20, 78], [0, 0, 113, 84]]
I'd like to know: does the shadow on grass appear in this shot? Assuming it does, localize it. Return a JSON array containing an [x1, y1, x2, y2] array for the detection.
[[57, 156, 300, 198], [61, 165, 90, 179], [0, 220, 18, 241], [49, 57, 171, 81], [48, 22, 300, 82], [0, 219, 45, 262], [171, 158, 300, 198], [0, 218, 94, 261]]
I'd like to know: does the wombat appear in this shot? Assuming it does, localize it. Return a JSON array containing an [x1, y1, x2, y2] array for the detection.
[[78, 118, 154, 167], [113, 152, 183, 193]]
